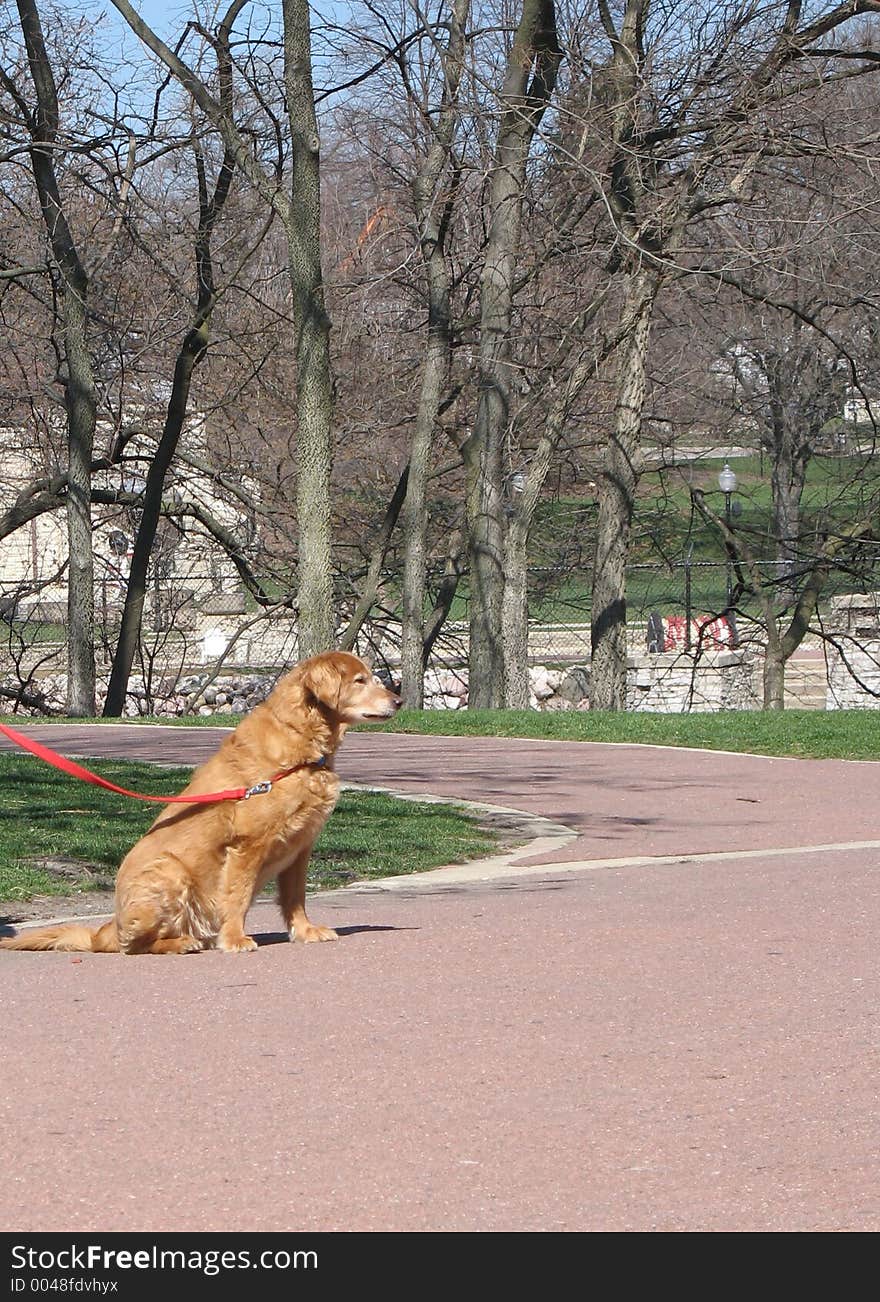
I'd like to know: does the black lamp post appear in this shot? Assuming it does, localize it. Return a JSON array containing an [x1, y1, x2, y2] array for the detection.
[[718, 462, 737, 608]]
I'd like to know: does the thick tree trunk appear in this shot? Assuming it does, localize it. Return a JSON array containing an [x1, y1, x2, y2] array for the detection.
[[501, 427, 555, 708], [17, 0, 96, 715], [464, 433, 507, 707], [283, 0, 333, 658], [465, 0, 561, 708], [400, 0, 469, 708], [763, 648, 786, 709], [590, 272, 657, 711], [762, 536, 838, 709]]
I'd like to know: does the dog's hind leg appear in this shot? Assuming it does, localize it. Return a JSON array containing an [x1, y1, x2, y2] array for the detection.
[[114, 857, 210, 955], [116, 898, 202, 955], [90, 921, 120, 953], [142, 935, 204, 954], [118, 918, 204, 955]]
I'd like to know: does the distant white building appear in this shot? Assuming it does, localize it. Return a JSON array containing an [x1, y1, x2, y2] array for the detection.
[[0, 419, 255, 628], [842, 392, 880, 425]]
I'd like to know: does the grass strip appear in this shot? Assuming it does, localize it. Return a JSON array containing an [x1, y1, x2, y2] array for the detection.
[[0, 753, 496, 902]]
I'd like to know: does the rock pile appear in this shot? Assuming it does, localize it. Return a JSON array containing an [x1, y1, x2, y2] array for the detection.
[[2, 664, 594, 716], [133, 673, 276, 717], [422, 664, 591, 711], [422, 668, 469, 710]]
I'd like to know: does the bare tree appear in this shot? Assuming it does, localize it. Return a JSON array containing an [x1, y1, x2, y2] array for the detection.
[[399, 0, 470, 708], [103, 10, 242, 715], [464, 0, 562, 707], [3, 0, 98, 713], [565, 0, 880, 708], [111, 0, 335, 656]]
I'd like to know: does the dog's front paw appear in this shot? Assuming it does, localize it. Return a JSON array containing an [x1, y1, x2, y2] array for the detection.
[[217, 933, 259, 953], [291, 924, 339, 944]]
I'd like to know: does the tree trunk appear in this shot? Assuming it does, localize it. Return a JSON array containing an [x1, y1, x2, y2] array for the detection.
[[502, 515, 529, 707], [465, 0, 561, 708], [400, 336, 444, 707], [63, 287, 97, 716], [590, 272, 657, 711], [762, 532, 841, 709], [501, 424, 555, 708], [464, 433, 506, 707], [762, 647, 786, 709], [400, 0, 469, 709], [103, 341, 203, 715], [282, 0, 333, 658], [17, 0, 96, 715]]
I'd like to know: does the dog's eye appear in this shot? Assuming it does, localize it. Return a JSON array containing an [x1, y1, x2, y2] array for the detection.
[[354, 675, 368, 684]]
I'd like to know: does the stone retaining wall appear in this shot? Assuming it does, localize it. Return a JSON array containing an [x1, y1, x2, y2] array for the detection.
[[428, 652, 760, 713], [826, 641, 880, 709], [1, 651, 763, 716], [627, 650, 760, 712]]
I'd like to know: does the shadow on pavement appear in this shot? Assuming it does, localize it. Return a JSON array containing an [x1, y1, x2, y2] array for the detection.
[[253, 923, 418, 947]]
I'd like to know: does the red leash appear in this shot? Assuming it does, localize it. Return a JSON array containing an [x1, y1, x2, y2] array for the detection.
[[0, 720, 303, 804]]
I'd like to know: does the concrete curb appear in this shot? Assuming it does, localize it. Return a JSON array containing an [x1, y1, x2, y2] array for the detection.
[[337, 782, 577, 892]]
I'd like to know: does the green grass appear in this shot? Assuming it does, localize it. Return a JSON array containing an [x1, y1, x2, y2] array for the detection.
[[0, 753, 496, 903], [308, 789, 496, 888], [519, 448, 880, 623], [367, 707, 880, 761], [76, 707, 879, 759], [7, 707, 878, 762]]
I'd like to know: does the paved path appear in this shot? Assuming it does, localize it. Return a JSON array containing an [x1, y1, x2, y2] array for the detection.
[[2, 724, 879, 1232]]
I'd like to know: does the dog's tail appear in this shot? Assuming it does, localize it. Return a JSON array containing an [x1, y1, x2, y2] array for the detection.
[[0, 920, 119, 952]]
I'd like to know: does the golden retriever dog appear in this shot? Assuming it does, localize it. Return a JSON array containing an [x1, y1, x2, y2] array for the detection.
[[0, 652, 400, 955]]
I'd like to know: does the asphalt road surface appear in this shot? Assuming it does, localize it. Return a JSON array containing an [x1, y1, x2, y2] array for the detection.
[[2, 725, 879, 1232]]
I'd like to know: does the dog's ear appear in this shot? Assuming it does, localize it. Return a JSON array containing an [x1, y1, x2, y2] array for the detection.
[[298, 655, 344, 711]]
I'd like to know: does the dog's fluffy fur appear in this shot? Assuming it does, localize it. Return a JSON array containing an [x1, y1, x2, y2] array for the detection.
[[0, 652, 400, 955]]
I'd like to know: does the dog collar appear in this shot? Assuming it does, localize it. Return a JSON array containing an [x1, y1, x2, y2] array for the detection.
[[243, 754, 327, 800]]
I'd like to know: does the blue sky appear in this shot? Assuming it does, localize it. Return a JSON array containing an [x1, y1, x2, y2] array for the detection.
[[87, 2, 277, 86], [87, 1, 354, 109], [124, 0, 178, 27], [85, 1, 192, 67], [91, 0, 180, 39], [95, 0, 347, 38]]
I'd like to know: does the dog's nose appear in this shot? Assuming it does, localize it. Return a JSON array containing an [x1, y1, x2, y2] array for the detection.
[[390, 695, 402, 710]]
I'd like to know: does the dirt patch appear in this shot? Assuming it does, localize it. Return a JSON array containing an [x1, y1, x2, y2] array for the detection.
[[0, 857, 116, 928], [1, 887, 117, 928]]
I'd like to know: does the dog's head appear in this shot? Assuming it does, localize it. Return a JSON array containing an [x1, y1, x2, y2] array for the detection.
[[292, 651, 402, 724]]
